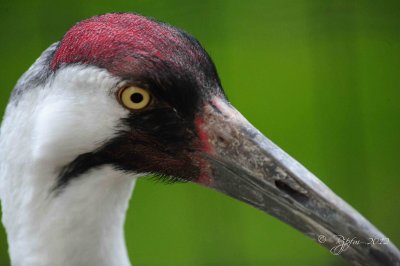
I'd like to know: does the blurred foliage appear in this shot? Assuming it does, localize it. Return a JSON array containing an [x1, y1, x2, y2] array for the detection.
[[0, 0, 399, 265]]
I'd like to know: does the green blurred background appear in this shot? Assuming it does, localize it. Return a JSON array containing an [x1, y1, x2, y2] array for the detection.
[[0, 0, 399, 265]]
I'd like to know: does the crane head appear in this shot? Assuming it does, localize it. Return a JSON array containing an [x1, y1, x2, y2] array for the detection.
[[7, 13, 400, 266]]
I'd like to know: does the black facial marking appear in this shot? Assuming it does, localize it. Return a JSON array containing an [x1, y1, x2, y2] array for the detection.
[[55, 152, 107, 191], [55, 106, 204, 192], [53, 14, 226, 191]]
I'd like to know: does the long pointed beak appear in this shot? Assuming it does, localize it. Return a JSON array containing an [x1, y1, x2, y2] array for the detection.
[[196, 97, 400, 266]]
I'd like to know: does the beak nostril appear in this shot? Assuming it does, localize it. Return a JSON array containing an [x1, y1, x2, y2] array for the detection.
[[274, 180, 309, 204], [217, 136, 226, 143]]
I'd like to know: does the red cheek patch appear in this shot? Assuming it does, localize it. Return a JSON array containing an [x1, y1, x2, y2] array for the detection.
[[197, 174, 211, 186], [193, 115, 214, 186], [194, 115, 213, 154]]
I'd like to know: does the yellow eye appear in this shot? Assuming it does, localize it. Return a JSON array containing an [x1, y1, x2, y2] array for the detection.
[[118, 86, 151, 110]]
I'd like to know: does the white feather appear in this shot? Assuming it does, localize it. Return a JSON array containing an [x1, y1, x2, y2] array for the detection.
[[0, 65, 138, 266]]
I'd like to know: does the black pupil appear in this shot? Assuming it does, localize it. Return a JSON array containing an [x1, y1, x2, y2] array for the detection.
[[130, 93, 144, 103]]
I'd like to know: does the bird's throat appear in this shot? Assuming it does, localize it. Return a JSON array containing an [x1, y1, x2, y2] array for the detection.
[[0, 47, 141, 265], [1, 161, 136, 266]]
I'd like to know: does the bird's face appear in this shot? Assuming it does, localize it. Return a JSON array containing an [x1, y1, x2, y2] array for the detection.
[[24, 13, 398, 265], [46, 14, 226, 188]]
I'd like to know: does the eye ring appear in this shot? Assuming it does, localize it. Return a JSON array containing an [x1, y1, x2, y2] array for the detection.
[[117, 86, 151, 110]]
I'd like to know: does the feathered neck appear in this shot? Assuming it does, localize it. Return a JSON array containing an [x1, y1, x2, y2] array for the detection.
[[0, 45, 137, 266], [0, 106, 136, 265]]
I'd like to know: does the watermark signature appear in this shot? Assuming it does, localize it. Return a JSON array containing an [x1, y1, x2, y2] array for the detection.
[[317, 235, 390, 255]]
